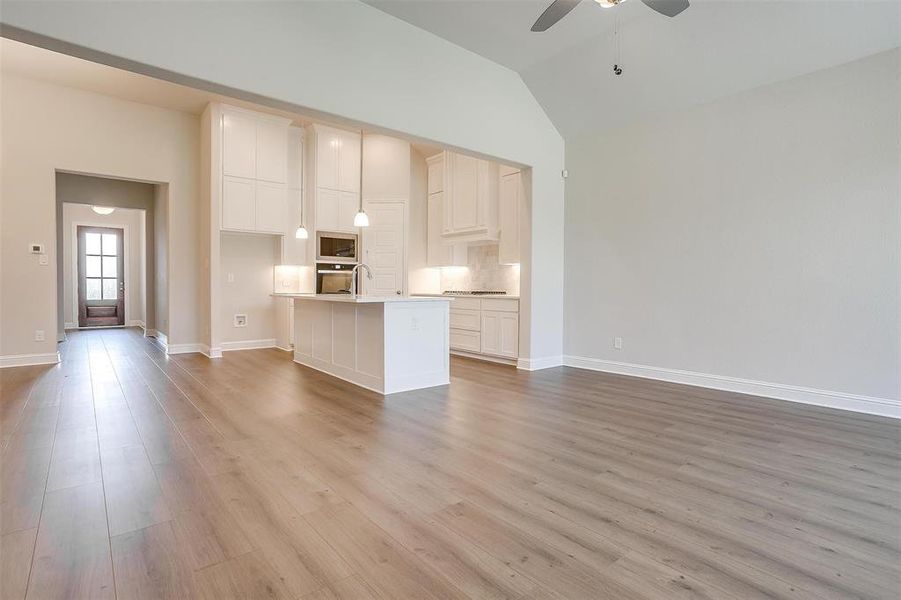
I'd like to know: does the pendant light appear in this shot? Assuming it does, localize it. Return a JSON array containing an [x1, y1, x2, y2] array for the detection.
[[353, 130, 369, 228], [294, 190, 308, 239]]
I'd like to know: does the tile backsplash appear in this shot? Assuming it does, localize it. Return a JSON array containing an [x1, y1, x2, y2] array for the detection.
[[440, 245, 520, 294]]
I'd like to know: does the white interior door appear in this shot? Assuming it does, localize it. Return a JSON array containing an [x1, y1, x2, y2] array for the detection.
[[363, 201, 405, 297]]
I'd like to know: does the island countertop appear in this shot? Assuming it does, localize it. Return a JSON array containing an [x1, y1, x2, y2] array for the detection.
[[272, 293, 452, 304]]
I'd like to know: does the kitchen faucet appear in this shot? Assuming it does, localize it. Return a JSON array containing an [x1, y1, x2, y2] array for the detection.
[[350, 263, 372, 297]]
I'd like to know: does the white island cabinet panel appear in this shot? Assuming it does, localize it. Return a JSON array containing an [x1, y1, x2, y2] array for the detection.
[[291, 296, 449, 394]]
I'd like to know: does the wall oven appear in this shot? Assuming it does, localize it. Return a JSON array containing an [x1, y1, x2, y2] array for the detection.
[[317, 231, 358, 263], [316, 263, 356, 295]]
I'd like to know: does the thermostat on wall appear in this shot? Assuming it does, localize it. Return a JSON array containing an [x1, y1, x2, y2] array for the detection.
[[29, 243, 44, 254]]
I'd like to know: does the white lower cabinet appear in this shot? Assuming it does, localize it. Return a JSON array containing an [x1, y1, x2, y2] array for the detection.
[[448, 298, 518, 360], [481, 311, 518, 358]]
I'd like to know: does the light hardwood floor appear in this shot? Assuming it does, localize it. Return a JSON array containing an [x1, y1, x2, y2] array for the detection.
[[1, 327, 898, 599]]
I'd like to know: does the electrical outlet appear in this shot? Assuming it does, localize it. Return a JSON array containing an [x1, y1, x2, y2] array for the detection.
[[39, 254, 49, 265], [227, 273, 235, 283], [613, 336, 623, 350], [234, 314, 247, 327], [35, 330, 45, 342]]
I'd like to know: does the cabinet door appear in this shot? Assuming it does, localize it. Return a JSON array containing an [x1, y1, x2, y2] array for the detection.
[[498, 172, 520, 264], [481, 311, 518, 358], [315, 187, 339, 232], [337, 130, 361, 193], [256, 181, 287, 234], [450, 153, 480, 232], [222, 176, 255, 231], [256, 120, 288, 184], [427, 192, 467, 267], [480, 311, 501, 356], [222, 113, 257, 179], [337, 191, 359, 233], [315, 128, 340, 190], [498, 312, 519, 358]]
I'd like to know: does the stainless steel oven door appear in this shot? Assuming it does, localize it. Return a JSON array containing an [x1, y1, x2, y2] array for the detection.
[[316, 231, 358, 263], [316, 267, 354, 295]]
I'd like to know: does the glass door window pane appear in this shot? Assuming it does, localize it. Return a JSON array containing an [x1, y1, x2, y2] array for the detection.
[[102, 279, 118, 300], [102, 256, 117, 278], [102, 234, 117, 255], [86, 256, 102, 277], [86, 233, 102, 255], [86, 278, 102, 300]]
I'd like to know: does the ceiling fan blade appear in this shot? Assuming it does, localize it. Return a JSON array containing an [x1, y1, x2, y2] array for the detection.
[[531, 0, 582, 32], [640, 0, 690, 17]]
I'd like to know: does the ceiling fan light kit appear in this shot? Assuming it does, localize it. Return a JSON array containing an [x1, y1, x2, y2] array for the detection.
[[532, 0, 688, 32]]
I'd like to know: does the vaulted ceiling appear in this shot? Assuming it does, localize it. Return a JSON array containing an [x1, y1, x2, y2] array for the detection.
[[365, 0, 901, 139]]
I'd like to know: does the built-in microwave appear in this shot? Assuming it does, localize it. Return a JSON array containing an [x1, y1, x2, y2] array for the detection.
[[316, 263, 356, 295], [317, 231, 358, 263]]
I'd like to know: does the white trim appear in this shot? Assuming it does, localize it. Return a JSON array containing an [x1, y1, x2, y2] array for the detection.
[[451, 349, 516, 366], [167, 343, 213, 357], [517, 355, 563, 371], [276, 345, 294, 353], [220, 338, 277, 352], [0, 352, 61, 368], [64, 322, 77, 329], [127, 320, 146, 329], [563, 355, 901, 419]]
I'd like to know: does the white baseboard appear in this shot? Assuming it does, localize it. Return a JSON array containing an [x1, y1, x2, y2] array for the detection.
[[208, 347, 223, 358], [517, 355, 563, 371], [563, 355, 901, 419], [127, 320, 146, 329], [276, 345, 293, 353], [0, 352, 61, 369], [220, 338, 276, 352], [64, 321, 77, 329], [167, 343, 212, 356]]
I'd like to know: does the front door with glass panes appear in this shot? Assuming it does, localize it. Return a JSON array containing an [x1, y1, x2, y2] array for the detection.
[[77, 226, 125, 327]]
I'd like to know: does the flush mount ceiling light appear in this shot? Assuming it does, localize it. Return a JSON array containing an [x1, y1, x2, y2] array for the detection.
[[595, 0, 626, 8], [92, 206, 115, 215], [353, 130, 369, 228]]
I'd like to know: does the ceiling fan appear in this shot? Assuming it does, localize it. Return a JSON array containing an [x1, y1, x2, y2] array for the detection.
[[532, 0, 689, 32]]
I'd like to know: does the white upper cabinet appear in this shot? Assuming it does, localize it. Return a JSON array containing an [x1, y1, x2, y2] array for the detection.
[[427, 191, 467, 267], [256, 120, 288, 184], [428, 151, 499, 243], [498, 169, 521, 265], [315, 127, 340, 190], [337, 130, 361, 193], [310, 125, 361, 234], [218, 106, 295, 235], [222, 176, 255, 231], [255, 181, 288, 234], [222, 113, 257, 179]]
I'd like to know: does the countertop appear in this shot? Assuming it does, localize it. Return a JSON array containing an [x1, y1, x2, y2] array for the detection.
[[271, 293, 452, 303], [412, 293, 520, 300]]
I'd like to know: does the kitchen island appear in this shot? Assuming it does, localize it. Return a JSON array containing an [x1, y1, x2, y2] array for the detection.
[[283, 294, 452, 394]]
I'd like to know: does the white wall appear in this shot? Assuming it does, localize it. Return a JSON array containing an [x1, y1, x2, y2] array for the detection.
[[0, 0, 565, 366], [62, 204, 145, 327], [220, 233, 279, 346], [0, 74, 198, 359], [564, 50, 901, 408]]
